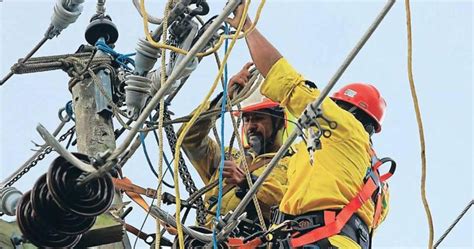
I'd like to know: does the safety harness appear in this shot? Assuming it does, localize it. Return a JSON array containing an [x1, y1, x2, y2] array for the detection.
[[112, 177, 154, 212], [228, 147, 396, 248]]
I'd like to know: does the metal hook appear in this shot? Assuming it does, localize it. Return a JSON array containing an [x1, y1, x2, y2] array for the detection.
[[58, 107, 71, 123]]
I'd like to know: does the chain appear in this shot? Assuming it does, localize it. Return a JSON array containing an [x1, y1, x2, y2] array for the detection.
[[2, 126, 75, 188], [163, 108, 207, 225]]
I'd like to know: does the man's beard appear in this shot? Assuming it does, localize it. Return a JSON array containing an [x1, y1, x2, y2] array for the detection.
[[247, 132, 272, 156]]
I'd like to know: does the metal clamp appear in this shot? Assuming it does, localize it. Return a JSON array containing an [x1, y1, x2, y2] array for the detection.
[[298, 105, 337, 165]]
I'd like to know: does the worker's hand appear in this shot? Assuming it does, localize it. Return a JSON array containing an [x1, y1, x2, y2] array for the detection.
[[226, 2, 252, 31], [223, 160, 245, 185], [228, 62, 254, 98]]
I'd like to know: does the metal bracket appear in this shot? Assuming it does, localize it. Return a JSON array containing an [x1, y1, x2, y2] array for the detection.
[[298, 105, 337, 164], [95, 67, 114, 116]]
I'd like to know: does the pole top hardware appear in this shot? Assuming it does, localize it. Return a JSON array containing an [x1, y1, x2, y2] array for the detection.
[[85, 14, 119, 45]]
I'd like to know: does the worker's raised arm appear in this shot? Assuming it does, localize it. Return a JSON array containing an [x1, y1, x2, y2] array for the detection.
[[226, 4, 282, 77]]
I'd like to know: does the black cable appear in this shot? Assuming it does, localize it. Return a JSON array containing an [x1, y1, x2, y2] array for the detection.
[[181, 206, 192, 224], [139, 132, 175, 188], [434, 200, 473, 248], [132, 165, 171, 249]]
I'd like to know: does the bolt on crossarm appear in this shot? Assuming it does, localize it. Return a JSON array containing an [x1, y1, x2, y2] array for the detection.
[[78, 0, 243, 185], [212, 0, 396, 243]]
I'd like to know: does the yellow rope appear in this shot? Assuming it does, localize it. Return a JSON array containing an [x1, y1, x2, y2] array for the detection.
[[212, 54, 267, 230], [155, 1, 173, 248], [225, 92, 268, 231], [139, 0, 266, 57], [172, 1, 252, 247], [405, 1, 434, 248]]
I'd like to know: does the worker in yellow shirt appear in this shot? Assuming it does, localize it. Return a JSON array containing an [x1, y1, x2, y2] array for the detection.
[[227, 4, 395, 249], [177, 64, 291, 237]]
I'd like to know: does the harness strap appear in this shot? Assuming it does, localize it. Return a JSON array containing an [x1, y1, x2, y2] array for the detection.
[[368, 148, 396, 228], [373, 193, 383, 228], [113, 177, 151, 212], [228, 237, 263, 249], [229, 148, 395, 248], [228, 178, 378, 248], [289, 179, 377, 247]]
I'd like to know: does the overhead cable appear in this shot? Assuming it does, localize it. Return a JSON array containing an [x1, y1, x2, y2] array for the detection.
[[434, 200, 473, 248]]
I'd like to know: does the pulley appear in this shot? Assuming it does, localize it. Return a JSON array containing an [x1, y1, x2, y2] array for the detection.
[[85, 14, 119, 45]]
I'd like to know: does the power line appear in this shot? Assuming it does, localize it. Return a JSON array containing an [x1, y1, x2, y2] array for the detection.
[[434, 200, 473, 248]]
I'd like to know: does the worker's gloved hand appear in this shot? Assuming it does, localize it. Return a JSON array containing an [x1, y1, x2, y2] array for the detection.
[[226, 2, 252, 31], [228, 62, 254, 98], [223, 160, 245, 185]]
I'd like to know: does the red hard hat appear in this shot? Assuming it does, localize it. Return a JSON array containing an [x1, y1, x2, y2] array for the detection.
[[331, 83, 386, 133]]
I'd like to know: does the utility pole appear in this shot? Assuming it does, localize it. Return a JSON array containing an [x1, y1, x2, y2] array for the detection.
[[71, 71, 130, 248], [71, 14, 131, 249]]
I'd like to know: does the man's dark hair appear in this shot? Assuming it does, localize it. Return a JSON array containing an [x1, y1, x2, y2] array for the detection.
[[335, 100, 377, 136]]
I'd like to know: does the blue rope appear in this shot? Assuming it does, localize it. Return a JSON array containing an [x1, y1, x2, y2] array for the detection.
[[213, 22, 230, 249], [95, 38, 136, 70], [65, 100, 75, 121]]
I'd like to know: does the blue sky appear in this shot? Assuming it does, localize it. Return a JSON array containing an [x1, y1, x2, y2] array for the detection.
[[1, 0, 472, 248]]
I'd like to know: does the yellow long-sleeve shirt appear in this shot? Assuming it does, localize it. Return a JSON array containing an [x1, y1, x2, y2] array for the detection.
[[260, 58, 389, 232], [178, 102, 289, 228]]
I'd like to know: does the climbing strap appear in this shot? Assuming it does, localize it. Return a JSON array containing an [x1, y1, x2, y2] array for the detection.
[[288, 149, 395, 247], [113, 177, 153, 212]]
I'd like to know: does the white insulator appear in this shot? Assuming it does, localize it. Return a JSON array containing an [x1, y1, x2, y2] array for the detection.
[[175, 56, 198, 81], [47, 0, 85, 38], [134, 38, 161, 76], [148, 69, 161, 96], [125, 75, 152, 120], [0, 187, 22, 216], [96, 0, 106, 15], [148, 57, 198, 97]]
